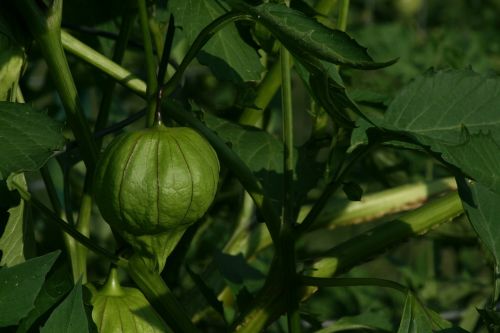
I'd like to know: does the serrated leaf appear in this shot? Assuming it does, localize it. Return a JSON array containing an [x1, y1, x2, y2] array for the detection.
[[41, 280, 89, 333], [382, 70, 500, 194], [169, 0, 262, 82], [233, 2, 395, 69], [17, 263, 74, 333], [457, 179, 500, 266], [0, 173, 33, 267], [0, 251, 60, 326], [0, 102, 65, 180], [203, 113, 283, 206]]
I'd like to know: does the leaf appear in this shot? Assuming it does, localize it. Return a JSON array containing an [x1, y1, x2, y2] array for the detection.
[[185, 265, 225, 321], [0, 102, 65, 180], [342, 181, 363, 201], [0, 251, 60, 326], [457, 179, 500, 266], [169, 0, 263, 82], [0, 173, 32, 267], [0, 4, 26, 102], [203, 112, 283, 206], [17, 263, 74, 333], [41, 280, 89, 333], [90, 285, 168, 333], [232, 2, 395, 69], [397, 292, 450, 333], [214, 251, 264, 286], [381, 70, 500, 194]]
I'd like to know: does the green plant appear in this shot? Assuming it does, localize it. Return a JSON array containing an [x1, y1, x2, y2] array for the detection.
[[1, 0, 500, 332]]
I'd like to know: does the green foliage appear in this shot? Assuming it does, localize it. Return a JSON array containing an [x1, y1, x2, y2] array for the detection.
[[0, 102, 65, 179], [2, 0, 500, 332]]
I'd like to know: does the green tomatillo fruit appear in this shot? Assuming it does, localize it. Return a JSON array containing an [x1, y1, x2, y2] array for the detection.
[[94, 124, 219, 271]]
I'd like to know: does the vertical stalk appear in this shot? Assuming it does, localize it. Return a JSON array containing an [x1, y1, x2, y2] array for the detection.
[[280, 16, 301, 330], [337, 0, 351, 32], [15, 0, 98, 171], [137, 0, 158, 127], [94, 8, 136, 137]]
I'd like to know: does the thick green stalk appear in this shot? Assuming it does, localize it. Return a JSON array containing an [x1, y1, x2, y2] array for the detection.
[[337, 0, 350, 32], [239, 62, 282, 127], [9, 179, 123, 266], [234, 192, 464, 331], [137, 0, 158, 127], [280, 44, 301, 332], [128, 255, 200, 333], [61, 31, 147, 97], [15, 0, 98, 171]]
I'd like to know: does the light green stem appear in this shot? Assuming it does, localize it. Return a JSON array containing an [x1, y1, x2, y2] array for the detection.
[[137, 0, 158, 127], [15, 0, 98, 171], [337, 0, 350, 32], [61, 31, 147, 97]]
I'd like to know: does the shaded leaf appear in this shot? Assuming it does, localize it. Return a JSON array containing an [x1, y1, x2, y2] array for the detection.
[[397, 292, 450, 333], [342, 181, 363, 201], [0, 102, 65, 180], [382, 70, 500, 194], [203, 112, 283, 206], [17, 263, 74, 333], [214, 251, 264, 286], [185, 264, 225, 320], [41, 280, 89, 333], [231, 1, 395, 69], [0, 251, 60, 326], [169, 0, 262, 82], [457, 178, 500, 266]]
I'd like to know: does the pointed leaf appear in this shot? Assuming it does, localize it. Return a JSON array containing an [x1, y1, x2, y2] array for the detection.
[[0, 102, 65, 180], [204, 113, 283, 206], [457, 179, 500, 266], [17, 263, 74, 333], [233, 2, 395, 69], [382, 70, 500, 194], [397, 292, 450, 333], [0, 251, 60, 326], [0, 173, 33, 267], [169, 0, 262, 82], [41, 280, 89, 333]]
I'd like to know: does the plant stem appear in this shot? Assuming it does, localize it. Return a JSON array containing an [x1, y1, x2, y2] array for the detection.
[[337, 0, 350, 32], [94, 8, 136, 135], [280, 40, 301, 332], [239, 60, 282, 127], [128, 255, 200, 333], [162, 12, 253, 97], [61, 31, 147, 98], [15, 0, 98, 171], [297, 142, 377, 234], [234, 191, 464, 330], [9, 179, 123, 266], [299, 276, 408, 294], [137, 0, 158, 127]]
